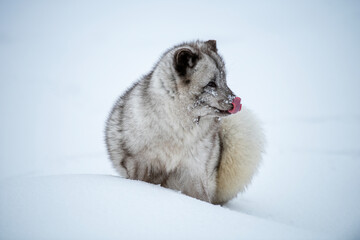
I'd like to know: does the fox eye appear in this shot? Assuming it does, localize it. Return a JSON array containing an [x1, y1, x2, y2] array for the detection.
[[206, 81, 217, 88]]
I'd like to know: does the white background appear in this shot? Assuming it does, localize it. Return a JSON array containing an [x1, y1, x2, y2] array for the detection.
[[1, 1, 359, 239]]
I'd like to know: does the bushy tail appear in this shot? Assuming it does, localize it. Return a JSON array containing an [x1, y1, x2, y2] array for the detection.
[[214, 107, 265, 204]]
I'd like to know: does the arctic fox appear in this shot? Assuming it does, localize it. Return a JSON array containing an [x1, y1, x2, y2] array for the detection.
[[105, 40, 265, 204]]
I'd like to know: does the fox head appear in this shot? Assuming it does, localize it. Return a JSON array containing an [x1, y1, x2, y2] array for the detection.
[[171, 40, 237, 119]]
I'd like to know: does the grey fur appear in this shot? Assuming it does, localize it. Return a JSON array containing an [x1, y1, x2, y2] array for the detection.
[[105, 40, 237, 203]]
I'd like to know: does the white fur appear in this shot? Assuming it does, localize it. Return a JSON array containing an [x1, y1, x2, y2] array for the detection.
[[214, 107, 265, 204]]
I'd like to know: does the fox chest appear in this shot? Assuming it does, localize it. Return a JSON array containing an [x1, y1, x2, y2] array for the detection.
[[142, 130, 219, 175]]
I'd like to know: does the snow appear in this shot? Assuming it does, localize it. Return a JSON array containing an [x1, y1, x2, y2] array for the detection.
[[0, 175, 323, 240], [1, 0, 360, 239]]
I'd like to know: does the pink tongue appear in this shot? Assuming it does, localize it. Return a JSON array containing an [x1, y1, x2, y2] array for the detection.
[[228, 97, 242, 114]]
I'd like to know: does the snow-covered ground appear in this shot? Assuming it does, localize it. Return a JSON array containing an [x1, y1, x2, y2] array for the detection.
[[1, 1, 359, 239]]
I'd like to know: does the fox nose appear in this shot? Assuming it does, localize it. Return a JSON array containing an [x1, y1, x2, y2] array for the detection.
[[228, 97, 242, 114]]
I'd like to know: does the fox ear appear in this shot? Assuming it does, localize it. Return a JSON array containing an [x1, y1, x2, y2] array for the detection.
[[205, 40, 217, 52], [174, 48, 198, 76]]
